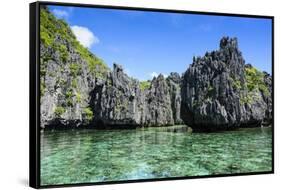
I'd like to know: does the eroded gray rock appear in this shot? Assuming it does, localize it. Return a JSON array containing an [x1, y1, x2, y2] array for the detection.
[[181, 37, 272, 131], [40, 10, 272, 131]]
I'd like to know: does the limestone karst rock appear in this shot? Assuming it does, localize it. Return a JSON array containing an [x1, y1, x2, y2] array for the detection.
[[181, 37, 272, 131], [40, 8, 272, 131]]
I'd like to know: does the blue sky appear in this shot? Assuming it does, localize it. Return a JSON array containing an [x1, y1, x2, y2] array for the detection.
[[48, 5, 272, 80]]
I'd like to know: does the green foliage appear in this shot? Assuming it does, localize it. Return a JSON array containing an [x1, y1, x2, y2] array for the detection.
[[40, 80, 46, 96], [65, 89, 74, 107], [74, 42, 109, 78], [245, 66, 270, 96], [83, 107, 93, 120], [69, 63, 81, 77], [40, 10, 56, 46], [41, 55, 52, 64], [240, 95, 253, 104], [71, 78, 78, 88], [40, 69, 46, 76], [58, 44, 69, 62], [259, 84, 270, 97], [40, 9, 75, 48], [40, 8, 109, 79], [232, 79, 242, 90], [54, 106, 66, 117], [89, 59, 108, 79], [59, 78, 67, 86], [140, 81, 151, 90], [76, 92, 82, 103], [49, 72, 55, 77], [40, 30, 53, 46], [65, 89, 73, 99]]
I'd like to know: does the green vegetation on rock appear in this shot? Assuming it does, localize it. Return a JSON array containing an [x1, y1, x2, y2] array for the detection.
[[65, 89, 74, 107], [65, 89, 73, 99], [240, 94, 253, 104], [54, 106, 66, 117], [58, 44, 69, 62], [140, 81, 151, 91], [40, 8, 75, 55], [83, 107, 94, 120], [231, 77, 242, 90], [71, 78, 78, 88], [245, 66, 270, 96], [40, 80, 46, 96], [58, 78, 67, 86], [76, 92, 82, 103], [69, 63, 81, 77], [40, 7, 109, 78], [74, 41, 109, 78]]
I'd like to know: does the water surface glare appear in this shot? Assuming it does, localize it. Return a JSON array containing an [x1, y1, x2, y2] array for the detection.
[[40, 126, 272, 185]]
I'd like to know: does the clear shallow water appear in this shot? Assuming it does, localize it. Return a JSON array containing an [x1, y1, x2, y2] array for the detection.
[[40, 126, 272, 185]]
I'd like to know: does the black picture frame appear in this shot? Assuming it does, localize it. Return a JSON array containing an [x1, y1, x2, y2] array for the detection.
[[30, 1, 274, 188]]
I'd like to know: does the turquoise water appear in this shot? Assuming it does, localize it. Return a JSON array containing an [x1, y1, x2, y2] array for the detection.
[[40, 126, 272, 185]]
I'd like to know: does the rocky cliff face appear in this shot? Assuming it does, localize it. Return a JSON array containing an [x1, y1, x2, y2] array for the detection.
[[89, 64, 142, 128], [40, 8, 108, 128], [89, 64, 183, 128], [40, 8, 272, 131], [39, 8, 183, 128], [181, 37, 272, 131]]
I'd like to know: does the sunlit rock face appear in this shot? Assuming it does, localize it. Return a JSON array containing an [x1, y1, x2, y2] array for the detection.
[[181, 37, 272, 131]]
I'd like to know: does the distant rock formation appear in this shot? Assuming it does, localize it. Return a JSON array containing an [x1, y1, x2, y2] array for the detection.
[[89, 64, 183, 128], [40, 8, 272, 131]]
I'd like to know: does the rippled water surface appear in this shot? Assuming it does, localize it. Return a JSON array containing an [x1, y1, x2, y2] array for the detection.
[[40, 126, 272, 185]]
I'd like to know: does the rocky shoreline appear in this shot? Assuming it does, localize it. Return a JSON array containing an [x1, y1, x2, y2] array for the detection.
[[40, 8, 272, 132]]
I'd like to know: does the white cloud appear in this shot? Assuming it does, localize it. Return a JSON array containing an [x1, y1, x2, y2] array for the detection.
[[52, 9, 69, 19], [149, 72, 168, 79], [71, 25, 99, 48], [150, 72, 158, 78]]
